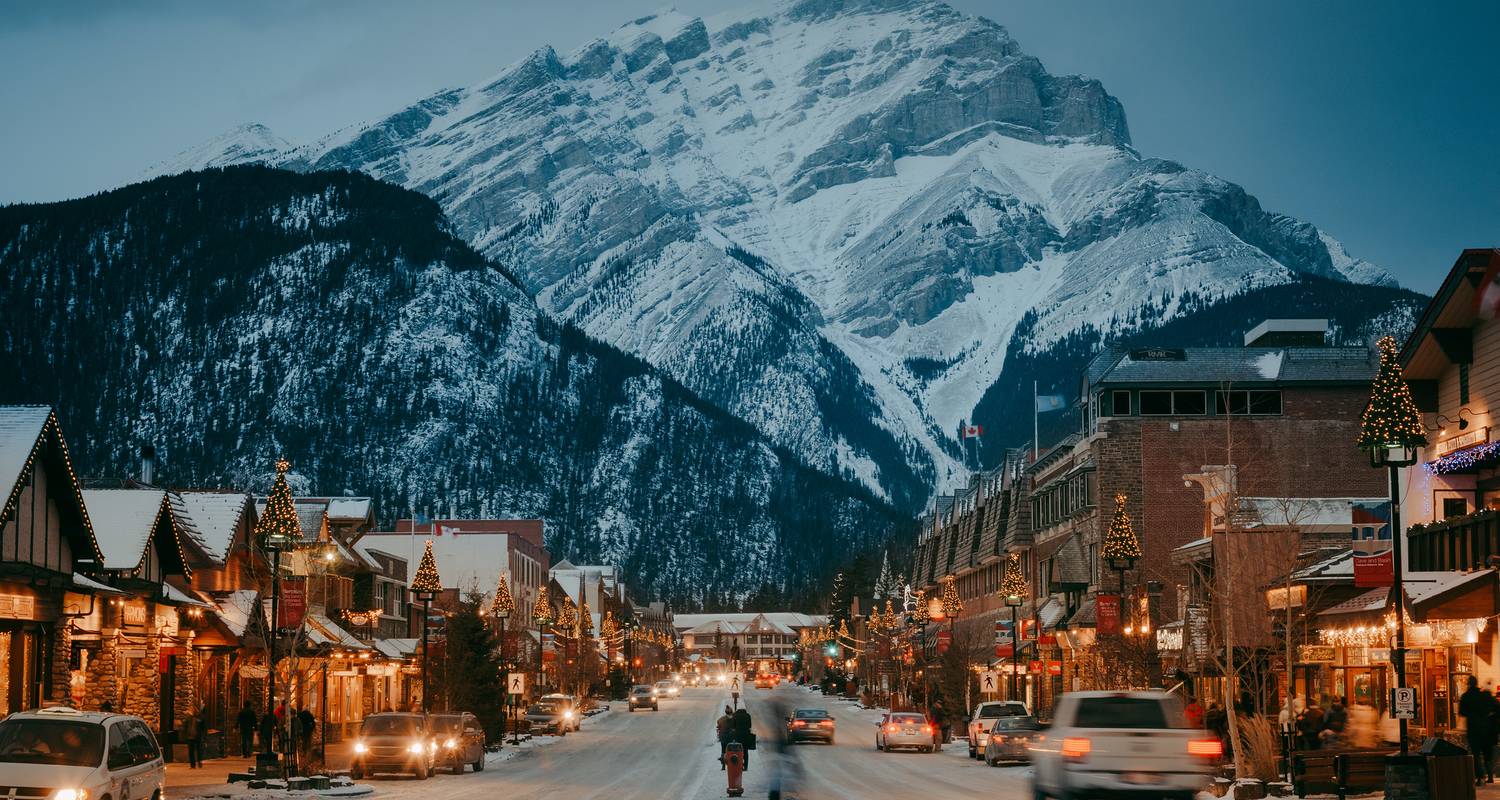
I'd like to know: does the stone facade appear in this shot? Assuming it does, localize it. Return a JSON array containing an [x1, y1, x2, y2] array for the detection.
[[123, 635, 161, 729], [84, 633, 120, 711], [49, 624, 73, 705], [174, 635, 198, 721]]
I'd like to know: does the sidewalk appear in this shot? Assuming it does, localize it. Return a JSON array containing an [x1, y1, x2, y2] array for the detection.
[[166, 741, 358, 793]]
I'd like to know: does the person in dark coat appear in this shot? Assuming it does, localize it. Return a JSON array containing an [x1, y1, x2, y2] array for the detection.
[[296, 707, 315, 765], [258, 710, 276, 755], [715, 706, 734, 769], [731, 706, 753, 769], [236, 703, 258, 757], [180, 707, 203, 768], [1460, 676, 1495, 785]]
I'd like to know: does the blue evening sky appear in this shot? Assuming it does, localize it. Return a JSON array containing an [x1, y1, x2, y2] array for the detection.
[[2, 1, 1494, 292]]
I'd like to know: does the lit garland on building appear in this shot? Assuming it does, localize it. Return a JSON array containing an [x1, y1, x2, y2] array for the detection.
[[491, 572, 515, 618], [1424, 441, 1500, 475], [410, 539, 442, 595], [1357, 336, 1428, 451], [1102, 493, 1143, 562], [1000, 553, 1028, 599], [256, 458, 301, 549]]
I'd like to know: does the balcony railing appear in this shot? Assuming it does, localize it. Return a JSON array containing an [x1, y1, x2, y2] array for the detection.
[[1408, 510, 1500, 571]]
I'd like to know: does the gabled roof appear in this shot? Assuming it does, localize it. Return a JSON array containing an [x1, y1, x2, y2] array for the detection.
[[1401, 248, 1500, 377], [0, 406, 101, 563], [171, 492, 252, 564], [214, 589, 260, 638], [82, 489, 169, 571]]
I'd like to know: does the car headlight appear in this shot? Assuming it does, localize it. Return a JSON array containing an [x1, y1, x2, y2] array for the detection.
[[445, 738, 457, 748], [563, 710, 574, 719], [408, 743, 424, 754], [53, 791, 88, 800], [353, 742, 368, 753], [428, 742, 437, 752]]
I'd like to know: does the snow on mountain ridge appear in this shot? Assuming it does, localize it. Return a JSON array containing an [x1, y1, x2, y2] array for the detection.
[[150, 0, 1396, 502]]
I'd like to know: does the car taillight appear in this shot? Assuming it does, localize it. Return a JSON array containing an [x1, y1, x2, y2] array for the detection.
[[1061, 737, 1091, 761], [792, 720, 806, 727], [924, 725, 935, 734], [886, 724, 899, 733], [819, 720, 833, 727], [1188, 739, 1223, 758]]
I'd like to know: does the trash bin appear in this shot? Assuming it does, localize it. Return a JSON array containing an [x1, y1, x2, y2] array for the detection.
[[1418, 738, 1474, 800]]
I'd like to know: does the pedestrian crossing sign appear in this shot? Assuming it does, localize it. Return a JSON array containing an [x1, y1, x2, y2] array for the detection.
[[980, 671, 1000, 694], [508, 673, 526, 695]]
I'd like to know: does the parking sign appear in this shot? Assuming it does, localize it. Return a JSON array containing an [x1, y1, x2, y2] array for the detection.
[[1392, 687, 1415, 719]]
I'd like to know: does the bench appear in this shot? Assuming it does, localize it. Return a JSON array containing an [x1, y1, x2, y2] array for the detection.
[[1291, 749, 1392, 798], [1334, 751, 1391, 799]]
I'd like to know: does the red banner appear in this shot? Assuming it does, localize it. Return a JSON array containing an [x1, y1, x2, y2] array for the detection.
[[1354, 551, 1395, 587], [1097, 593, 1121, 636], [937, 630, 952, 654], [995, 644, 1014, 658], [278, 578, 306, 629]]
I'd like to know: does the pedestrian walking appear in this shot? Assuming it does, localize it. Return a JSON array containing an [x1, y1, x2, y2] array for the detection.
[[296, 706, 316, 765], [1296, 702, 1324, 751], [716, 706, 734, 769], [236, 703, 257, 757], [258, 711, 275, 755], [181, 707, 203, 768], [1185, 696, 1204, 729], [1460, 676, 1495, 785], [732, 705, 754, 770], [1321, 697, 1348, 748]]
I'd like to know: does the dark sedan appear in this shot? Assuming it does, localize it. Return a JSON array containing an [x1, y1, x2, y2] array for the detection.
[[982, 715, 1043, 766], [786, 708, 836, 744], [524, 700, 571, 736]]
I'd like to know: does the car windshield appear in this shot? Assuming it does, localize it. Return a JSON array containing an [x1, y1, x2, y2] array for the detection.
[[632, 687, 653, 695], [529, 703, 560, 715], [991, 716, 1041, 732], [793, 710, 830, 719], [428, 717, 462, 733], [0, 719, 105, 767], [977, 703, 1026, 718], [361, 716, 422, 736], [890, 713, 926, 724], [1074, 697, 1181, 729]]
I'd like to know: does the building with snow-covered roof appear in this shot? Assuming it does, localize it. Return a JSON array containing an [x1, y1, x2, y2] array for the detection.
[[0, 406, 104, 713], [673, 612, 824, 666]]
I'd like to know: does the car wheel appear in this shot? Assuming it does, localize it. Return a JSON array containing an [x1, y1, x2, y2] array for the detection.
[[474, 754, 484, 772], [968, 744, 977, 758], [1030, 786, 1048, 800], [350, 767, 363, 780], [415, 765, 427, 781], [454, 757, 465, 774], [986, 755, 998, 767], [629, 706, 635, 712]]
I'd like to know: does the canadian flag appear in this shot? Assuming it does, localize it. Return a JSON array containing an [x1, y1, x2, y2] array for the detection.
[[962, 425, 983, 439], [439, 525, 461, 537]]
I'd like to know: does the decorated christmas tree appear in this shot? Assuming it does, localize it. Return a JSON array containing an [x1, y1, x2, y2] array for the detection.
[[491, 573, 514, 618], [940, 574, 963, 618], [1001, 553, 1028, 599], [912, 589, 929, 627], [1357, 336, 1428, 451], [578, 600, 593, 637], [255, 458, 300, 549], [532, 584, 554, 625], [1102, 493, 1143, 563], [411, 539, 442, 595]]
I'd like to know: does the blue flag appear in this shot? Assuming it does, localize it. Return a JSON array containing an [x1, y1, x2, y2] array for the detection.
[[1035, 394, 1067, 413]]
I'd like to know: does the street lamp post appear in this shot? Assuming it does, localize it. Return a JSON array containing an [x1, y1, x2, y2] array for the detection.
[[254, 458, 299, 772], [1001, 553, 1028, 703], [1357, 335, 1427, 757], [492, 573, 515, 746], [411, 540, 443, 714]]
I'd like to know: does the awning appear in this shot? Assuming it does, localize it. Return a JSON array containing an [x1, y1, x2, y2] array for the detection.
[[1317, 587, 1391, 622], [162, 583, 215, 609], [73, 573, 127, 596], [1038, 597, 1066, 630], [1060, 596, 1096, 629], [306, 614, 371, 650], [374, 638, 419, 659]]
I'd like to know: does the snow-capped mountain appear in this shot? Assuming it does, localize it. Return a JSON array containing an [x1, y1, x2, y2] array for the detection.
[[0, 166, 903, 605], [153, 0, 1414, 503]]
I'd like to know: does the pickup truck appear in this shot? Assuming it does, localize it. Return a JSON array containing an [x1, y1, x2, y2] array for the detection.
[[1029, 691, 1219, 800]]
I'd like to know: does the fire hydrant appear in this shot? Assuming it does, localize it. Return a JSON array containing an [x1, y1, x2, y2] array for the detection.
[[724, 741, 745, 797]]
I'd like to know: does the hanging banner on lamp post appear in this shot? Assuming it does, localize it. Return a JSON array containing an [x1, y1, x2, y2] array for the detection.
[[1097, 594, 1122, 636], [1351, 501, 1394, 587]]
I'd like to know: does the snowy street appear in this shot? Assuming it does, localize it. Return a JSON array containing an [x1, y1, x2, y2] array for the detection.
[[258, 684, 1032, 800]]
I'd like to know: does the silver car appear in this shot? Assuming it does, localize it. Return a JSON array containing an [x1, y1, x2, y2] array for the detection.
[[875, 712, 936, 753], [983, 715, 1043, 766]]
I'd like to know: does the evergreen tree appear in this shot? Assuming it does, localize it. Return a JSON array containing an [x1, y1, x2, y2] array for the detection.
[[1357, 336, 1428, 451], [442, 598, 506, 740]]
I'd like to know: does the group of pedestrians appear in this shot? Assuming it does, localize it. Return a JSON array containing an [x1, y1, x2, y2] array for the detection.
[[715, 705, 755, 769], [1460, 675, 1500, 786]]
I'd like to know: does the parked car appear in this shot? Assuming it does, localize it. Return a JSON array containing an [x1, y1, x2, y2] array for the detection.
[[0, 706, 164, 800], [653, 679, 679, 698], [1030, 691, 1218, 800], [983, 715, 1043, 766], [628, 685, 659, 712], [525, 700, 572, 736], [875, 711, 936, 753], [967, 700, 1030, 758], [350, 712, 436, 779], [785, 708, 836, 744], [540, 693, 582, 731], [427, 712, 486, 774]]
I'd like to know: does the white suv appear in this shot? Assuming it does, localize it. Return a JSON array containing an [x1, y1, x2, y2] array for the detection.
[[966, 700, 1029, 758], [0, 706, 166, 800], [1030, 691, 1217, 800]]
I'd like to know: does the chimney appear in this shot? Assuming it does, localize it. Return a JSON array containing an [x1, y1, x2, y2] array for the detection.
[[1243, 319, 1329, 348], [140, 445, 156, 485]]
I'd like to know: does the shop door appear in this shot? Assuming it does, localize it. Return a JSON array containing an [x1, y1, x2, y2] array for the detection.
[[161, 655, 177, 734]]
